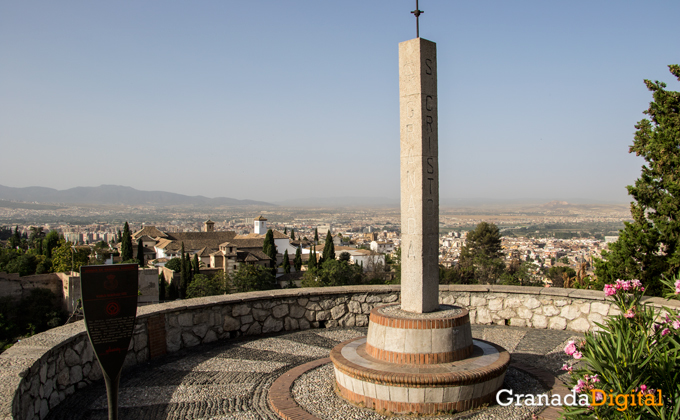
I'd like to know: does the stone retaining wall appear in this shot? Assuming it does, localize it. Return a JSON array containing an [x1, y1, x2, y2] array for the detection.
[[2, 285, 678, 420]]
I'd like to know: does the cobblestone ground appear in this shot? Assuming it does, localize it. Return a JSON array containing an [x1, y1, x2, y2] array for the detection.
[[45, 325, 582, 420]]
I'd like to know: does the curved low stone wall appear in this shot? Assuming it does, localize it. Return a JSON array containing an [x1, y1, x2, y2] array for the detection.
[[2, 284, 678, 420]]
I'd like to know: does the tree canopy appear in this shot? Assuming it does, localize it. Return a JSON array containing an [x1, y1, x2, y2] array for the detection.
[[458, 222, 504, 284], [322, 231, 335, 262], [120, 222, 133, 261], [594, 65, 680, 295], [231, 264, 275, 293]]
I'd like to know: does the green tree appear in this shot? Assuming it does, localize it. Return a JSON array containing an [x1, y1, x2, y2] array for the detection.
[[302, 259, 362, 288], [282, 249, 291, 274], [458, 222, 505, 284], [192, 254, 200, 276], [231, 264, 275, 293], [136, 238, 144, 266], [8, 226, 20, 249], [322, 231, 335, 262], [314, 228, 319, 244], [179, 243, 187, 298], [294, 247, 302, 271], [290, 228, 295, 241], [44, 230, 60, 259], [308, 246, 317, 269], [52, 240, 88, 273], [159, 273, 166, 301], [186, 274, 225, 298], [284, 227, 287, 235], [594, 65, 680, 295], [120, 222, 133, 261], [165, 257, 181, 272], [263, 229, 277, 268]]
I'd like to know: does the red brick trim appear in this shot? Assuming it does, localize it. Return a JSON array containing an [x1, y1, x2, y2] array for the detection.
[[370, 304, 470, 329], [365, 341, 473, 364], [335, 381, 500, 415], [269, 357, 331, 420], [147, 314, 167, 359], [331, 339, 510, 387]]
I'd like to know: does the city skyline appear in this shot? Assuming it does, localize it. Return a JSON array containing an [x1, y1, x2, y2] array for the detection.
[[2, 1, 679, 205]]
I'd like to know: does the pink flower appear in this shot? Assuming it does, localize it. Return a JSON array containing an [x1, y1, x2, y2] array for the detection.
[[640, 384, 647, 393], [662, 328, 670, 336], [675, 279, 680, 294], [564, 341, 577, 356], [561, 364, 573, 373], [573, 351, 583, 359], [625, 309, 635, 318], [604, 284, 617, 296], [616, 279, 630, 291], [673, 320, 680, 330], [594, 391, 604, 401], [590, 374, 600, 383]]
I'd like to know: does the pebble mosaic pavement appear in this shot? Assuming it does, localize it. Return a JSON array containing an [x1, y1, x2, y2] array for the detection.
[[44, 325, 582, 420]]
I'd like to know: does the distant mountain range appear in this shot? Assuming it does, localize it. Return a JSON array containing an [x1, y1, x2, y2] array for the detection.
[[0, 185, 275, 207]]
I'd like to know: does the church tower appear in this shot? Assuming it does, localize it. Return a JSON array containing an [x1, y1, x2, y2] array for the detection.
[[254, 215, 267, 234], [203, 219, 215, 232]]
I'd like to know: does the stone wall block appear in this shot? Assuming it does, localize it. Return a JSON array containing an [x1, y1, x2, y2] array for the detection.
[[320, 299, 334, 310], [297, 298, 309, 307], [441, 294, 455, 305], [568, 318, 591, 333], [554, 299, 568, 307], [203, 330, 218, 344], [134, 333, 148, 352], [262, 316, 283, 333], [40, 363, 47, 384], [361, 303, 371, 313], [591, 302, 610, 316], [73, 340, 84, 356], [471, 296, 487, 307], [192, 324, 209, 339], [233, 304, 251, 317], [524, 298, 540, 309], [477, 308, 492, 324], [284, 317, 298, 331], [505, 297, 522, 308], [516, 306, 533, 319], [298, 318, 311, 330], [181, 332, 200, 347], [609, 306, 621, 316], [326, 320, 339, 328], [579, 302, 591, 314], [42, 378, 53, 399], [488, 298, 503, 311], [47, 362, 55, 379], [306, 302, 322, 311], [56, 354, 65, 372], [246, 322, 262, 336], [316, 311, 330, 321], [542, 305, 560, 317], [240, 314, 253, 324], [351, 294, 367, 303], [252, 308, 269, 322], [366, 295, 382, 303], [48, 391, 60, 409], [456, 296, 470, 307], [341, 314, 356, 327], [510, 318, 527, 327], [468, 310, 476, 324], [88, 362, 102, 381], [272, 304, 289, 318], [335, 296, 349, 304], [81, 342, 93, 364], [331, 304, 347, 320], [560, 305, 581, 320], [178, 313, 193, 327], [166, 327, 181, 352], [289, 305, 306, 319], [548, 317, 567, 330], [69, 366, 82, 384], [355, 315, 368, 327], [223, 315, 240, 331], [167, 314, 179, 327], [193, 311, 213, 326], [348, 301, 361, 313], [304, 310, 316, 322], [383, 294, 399, 303], [39, 399, 48, 419], [56, 368, 69, 388], [532, 314, 547, 329], [496, 308, 516, 319]]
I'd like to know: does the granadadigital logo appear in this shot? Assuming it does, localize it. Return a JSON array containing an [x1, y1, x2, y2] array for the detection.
[[496, 388, 663, 411]]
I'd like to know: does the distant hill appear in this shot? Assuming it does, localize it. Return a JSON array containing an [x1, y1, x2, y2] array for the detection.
[[0, 185, 275, 207], [273, 196, 399, 207]]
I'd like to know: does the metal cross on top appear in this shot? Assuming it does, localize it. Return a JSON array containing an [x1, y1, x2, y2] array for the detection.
[[411, 0, 424, 38]]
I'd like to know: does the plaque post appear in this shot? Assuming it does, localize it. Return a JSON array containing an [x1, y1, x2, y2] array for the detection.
[[81, 264, 139, 420]]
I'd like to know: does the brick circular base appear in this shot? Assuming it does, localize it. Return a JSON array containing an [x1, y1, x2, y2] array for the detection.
[[331, 337, 510, 415], [366, 304, 474, 364]]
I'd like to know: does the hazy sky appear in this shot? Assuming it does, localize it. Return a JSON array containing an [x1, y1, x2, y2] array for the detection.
[[2, 1, 679, 205]]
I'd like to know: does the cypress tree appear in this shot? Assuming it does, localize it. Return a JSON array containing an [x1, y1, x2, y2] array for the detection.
[[308, 246, 317, 269], [192, 254, 200, 275], [159, 273, 166, 301], [290, 228, 295, 240], [294, 247, 302, 271], [263, 229, 277, 267], [284, 227, 287, 235], [179, 243, 186, 298], [121, 222, 133, 261], [283, 249, 291, 274], [137, 238, 144, 266], [314, 228, 319, 244], [322, 231, 335, 261]]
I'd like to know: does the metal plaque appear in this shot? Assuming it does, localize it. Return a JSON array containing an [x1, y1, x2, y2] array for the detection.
[[81, 264, 138, 420]]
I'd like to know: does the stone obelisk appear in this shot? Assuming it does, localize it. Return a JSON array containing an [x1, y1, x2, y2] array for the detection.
[[399, 38, 439, 313]]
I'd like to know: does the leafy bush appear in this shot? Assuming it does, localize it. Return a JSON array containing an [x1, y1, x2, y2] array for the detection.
[[231, 264, 275, 293], [186, 274, 225, 298], [301, 259, 362, 288], [561, 277, 680, 419]]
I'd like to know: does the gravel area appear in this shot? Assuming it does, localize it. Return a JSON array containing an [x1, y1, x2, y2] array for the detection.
[[293, 363, 547, 420]]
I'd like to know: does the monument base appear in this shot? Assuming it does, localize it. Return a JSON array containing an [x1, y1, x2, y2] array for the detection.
[[330, 304, 509, 415]]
